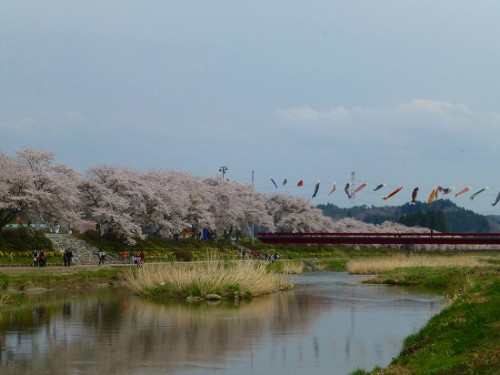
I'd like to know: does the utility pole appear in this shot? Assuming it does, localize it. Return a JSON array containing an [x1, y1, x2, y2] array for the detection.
[[219, 166, 228, 179]]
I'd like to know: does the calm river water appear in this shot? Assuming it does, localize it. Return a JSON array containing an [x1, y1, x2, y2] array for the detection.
[[0, 272, 443, 375]]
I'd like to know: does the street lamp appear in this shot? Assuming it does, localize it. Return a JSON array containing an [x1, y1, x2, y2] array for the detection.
[[219, 166, 228, 179]]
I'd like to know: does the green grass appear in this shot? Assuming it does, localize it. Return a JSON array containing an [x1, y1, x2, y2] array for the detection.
[[361, 266, 500, 374], [0, 268, 127, 307], [366, 266, 478, 296], [0, 267, 127, 309]]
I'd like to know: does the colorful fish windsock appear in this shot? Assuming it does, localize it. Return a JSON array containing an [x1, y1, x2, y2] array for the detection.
[[328, 182, 337, 196], [382, 185, 403, 200], [312, 181, 320, 198], [373, 183, 385, 191], [470, 187, 488, 200], [455, 186, 471, 198], [428, 188, 438, 203], [437, 186, 454, 195], [344, 183, 351, 198], [410, 187, 419, 204], [282, 178, 287, 186], [352, 182, 368, 195], [270, 178, 278, 188], [297, 179, 304, 187], [492, 191, 500, 206]]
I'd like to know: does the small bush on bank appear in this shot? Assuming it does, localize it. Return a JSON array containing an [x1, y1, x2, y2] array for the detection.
[[267, 260, 305, 274], [0, 228, 53, 252], [173, 250, 193, 262], [0, 293, 22, 309]]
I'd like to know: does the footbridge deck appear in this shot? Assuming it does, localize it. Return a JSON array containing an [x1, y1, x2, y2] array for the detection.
[[256, 232, 500, 246]]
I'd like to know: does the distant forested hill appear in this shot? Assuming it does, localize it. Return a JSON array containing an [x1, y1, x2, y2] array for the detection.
[[318, 199, 500, 233]]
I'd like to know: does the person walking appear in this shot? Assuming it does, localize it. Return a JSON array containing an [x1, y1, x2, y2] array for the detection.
[[67, 249, 73, 267], [63, 249, 69, 267], [39, 249, 46, 267], [33, 250, 39, 267], [98, 249, 105, 265]]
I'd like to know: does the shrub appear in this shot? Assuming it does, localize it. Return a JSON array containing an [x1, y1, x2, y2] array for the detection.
[[0, 228, 53, 252], [186, 284, 201, 297], [173, 250, 193, 262]]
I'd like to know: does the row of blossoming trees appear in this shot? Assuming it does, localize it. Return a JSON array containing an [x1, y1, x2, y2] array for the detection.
[[0, 148, 339, 244]]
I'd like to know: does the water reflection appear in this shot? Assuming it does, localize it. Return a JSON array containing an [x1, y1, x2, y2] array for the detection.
[[0, 272, 443, 375]]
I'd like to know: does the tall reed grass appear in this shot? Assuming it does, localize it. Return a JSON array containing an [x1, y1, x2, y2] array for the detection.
[[0, 293, 11, 308], [347, 254, 487, 275], [271, 260, 305, 274], [127, 259, 293, 299]]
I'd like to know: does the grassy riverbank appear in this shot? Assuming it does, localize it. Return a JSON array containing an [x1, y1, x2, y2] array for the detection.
[[348, 259, 499, 375], [0, 266, 127, 308], [1, 249, 498, 375]]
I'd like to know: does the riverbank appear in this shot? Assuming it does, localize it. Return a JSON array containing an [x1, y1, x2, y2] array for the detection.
[[351, 265, 499, 375], [0, 265, 128, 307], [1, 254, 499, 374]]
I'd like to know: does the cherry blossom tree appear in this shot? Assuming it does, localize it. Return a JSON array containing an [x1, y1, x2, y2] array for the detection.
[[0, 151, 27, 229], [223, 180, 274, 235], [4, 147, 399, 242], [138, 170, 193, 237], [78, 165, 144, 243], [158, 170, 214, 235], [266, 193, 335, 232], [0, 149, 80, 230], [203, 178, 274, 238]]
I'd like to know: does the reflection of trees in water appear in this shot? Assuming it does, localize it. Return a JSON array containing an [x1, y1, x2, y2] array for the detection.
[[0, 289, 331, 375], [120, 291, 329, 365]]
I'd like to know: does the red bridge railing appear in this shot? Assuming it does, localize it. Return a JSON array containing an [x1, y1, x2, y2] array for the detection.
[[256, 232, 500, 246]]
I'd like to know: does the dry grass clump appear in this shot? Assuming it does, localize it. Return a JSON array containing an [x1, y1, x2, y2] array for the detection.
[[347, 255, 487, 275], [279, 261, 305, 274], [0, 293, 12, 308], [127, 259, 293, 299]]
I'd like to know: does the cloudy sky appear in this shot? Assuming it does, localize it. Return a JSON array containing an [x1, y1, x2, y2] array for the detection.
[[2, 1, 500, 215]]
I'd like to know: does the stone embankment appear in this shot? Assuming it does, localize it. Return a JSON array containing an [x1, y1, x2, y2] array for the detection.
[[45, 233, 117, 265]]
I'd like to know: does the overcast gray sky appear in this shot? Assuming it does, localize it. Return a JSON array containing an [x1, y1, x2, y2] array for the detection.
[[2, 1, 500, 214]]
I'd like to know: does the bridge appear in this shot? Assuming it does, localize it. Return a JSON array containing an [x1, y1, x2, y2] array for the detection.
[[256, 232, 500, 246]]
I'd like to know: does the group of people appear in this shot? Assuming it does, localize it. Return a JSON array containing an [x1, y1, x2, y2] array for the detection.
[[30, 248, 147, 267], [33, 249, 47, 267], [31, 248, 74, 267], [249, 250, 281, 262], [267, 253, 281, 263], [121, 249, 146, 266]]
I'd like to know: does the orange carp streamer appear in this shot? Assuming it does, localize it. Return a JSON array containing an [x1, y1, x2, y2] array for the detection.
[[455, 186, 471, 198], [382, 185, 403, 200]]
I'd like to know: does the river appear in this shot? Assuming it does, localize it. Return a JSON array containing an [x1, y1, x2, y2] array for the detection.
[[0, 272, 443, 375]]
